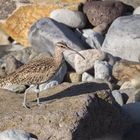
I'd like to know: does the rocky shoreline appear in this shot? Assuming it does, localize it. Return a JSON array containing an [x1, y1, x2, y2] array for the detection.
[[0, 0, 140, 139]]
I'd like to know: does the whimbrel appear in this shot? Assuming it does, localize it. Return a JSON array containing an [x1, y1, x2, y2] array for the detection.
[[0, 42, 84, 108]]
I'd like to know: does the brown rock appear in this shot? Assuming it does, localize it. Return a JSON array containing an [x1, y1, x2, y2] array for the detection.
[[65, 72, 82, 83], [83, 1, 134, 26], [113, 59, 140, 89], [0, 82, 131, 139]]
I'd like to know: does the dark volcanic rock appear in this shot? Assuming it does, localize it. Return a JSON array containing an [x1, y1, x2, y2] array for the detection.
[[83, 1, 134, 26]]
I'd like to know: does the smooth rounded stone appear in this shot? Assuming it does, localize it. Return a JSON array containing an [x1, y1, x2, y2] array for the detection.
[[0, 129, 37, 140], [122, 102, 140, 123], [102, 15, 140, 62], [94, 60, 111, 81], [83, 1, 134, 26], [76, 29, 104, 49], [65, 72, 82, 83], [50, 9, 87, 29], [133, 6, 140, 14], [112, 90, 124, 106], [29, 18, 86, 56], [73, 49, 105, 74], [82, 72, 94, 82]]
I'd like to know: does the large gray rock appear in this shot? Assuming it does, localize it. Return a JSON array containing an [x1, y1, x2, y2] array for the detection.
[[122, 102, 140, 123], [0, 129, 37, 140], [102, 15, 140, 62], [29, 18, 86, 55], [50, 9, 87, 29], [0, 82, 131, 140]]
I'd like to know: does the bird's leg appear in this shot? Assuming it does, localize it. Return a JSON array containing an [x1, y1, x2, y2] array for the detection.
[[35, 84, 40, 106], [23, 85, 34, 109]]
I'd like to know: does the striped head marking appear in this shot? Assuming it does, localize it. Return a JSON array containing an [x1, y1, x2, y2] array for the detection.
[[56, 42, 85, 59]]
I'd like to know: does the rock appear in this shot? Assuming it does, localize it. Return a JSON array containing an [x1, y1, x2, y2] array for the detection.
[[113, 59, 140, 89], [29, 18, 86, 55], [0, 29, 10, 45], [83, 1, 134, 27], [0, 82, 131, 139], [50, 9, 87, 29], [82, 72, 94, 82], [133, 7, 140, 14], [65, 72, 82, 83], [122, 102, 140, 123], [0, 129, 37, 140], [122, 123, 140, 140], [119, 0, 140, 8], [73, 49, 105, 74], [0, 1, 83, 46], [6, 47, 41, 64], [119, 88, 137, 104], [3, 55, 23, 75], [77, 29, 104, 49], [102, 15, 140, 62], [112, 90, 124, 106], [94, 60, 111, 81]]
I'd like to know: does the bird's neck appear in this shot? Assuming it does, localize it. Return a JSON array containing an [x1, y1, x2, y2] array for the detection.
[[54, 47, 64, 63]]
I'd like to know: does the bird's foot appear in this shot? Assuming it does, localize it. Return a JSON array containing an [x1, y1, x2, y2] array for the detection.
[[22, 102, 30, 109]]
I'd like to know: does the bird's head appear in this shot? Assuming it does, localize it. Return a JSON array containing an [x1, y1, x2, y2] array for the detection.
[[55, 42, 85, 59]]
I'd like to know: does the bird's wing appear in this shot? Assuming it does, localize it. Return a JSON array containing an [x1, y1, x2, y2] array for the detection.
[[6, 58, 60, 85]]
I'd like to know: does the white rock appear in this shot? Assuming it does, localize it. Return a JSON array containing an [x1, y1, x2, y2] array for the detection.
[[133, 7, 140, 15], [50, 9, 86, 29], [73, 49, 105, 74], [122, 103, 140, 123], [102, 15, 140, 62], [81, 29, 104, 49], [94, 60, 110, 80], [82, 72, 94, 82], [0, 129, 37, 140], [112, 90, 124, 106]]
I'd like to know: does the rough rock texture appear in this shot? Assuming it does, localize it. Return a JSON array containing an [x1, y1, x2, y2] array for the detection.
[[113, 59, 140, 89], [29, 18, 86, 55], [50, 9, 87, 29], [0, 0, 16, 20], [102, 15, 140, 62], [0, 129, 37, 140], [0, 82, 131, 139], [94, 60, 111, 81], [74, 49, 105, 74], [83, 1, 134, 26]]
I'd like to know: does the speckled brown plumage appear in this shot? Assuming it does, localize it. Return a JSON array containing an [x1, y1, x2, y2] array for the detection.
[[0, 42, 65, 89]]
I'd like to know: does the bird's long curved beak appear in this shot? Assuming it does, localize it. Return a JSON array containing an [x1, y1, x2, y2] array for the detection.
[[67, 47, 85, 60]]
